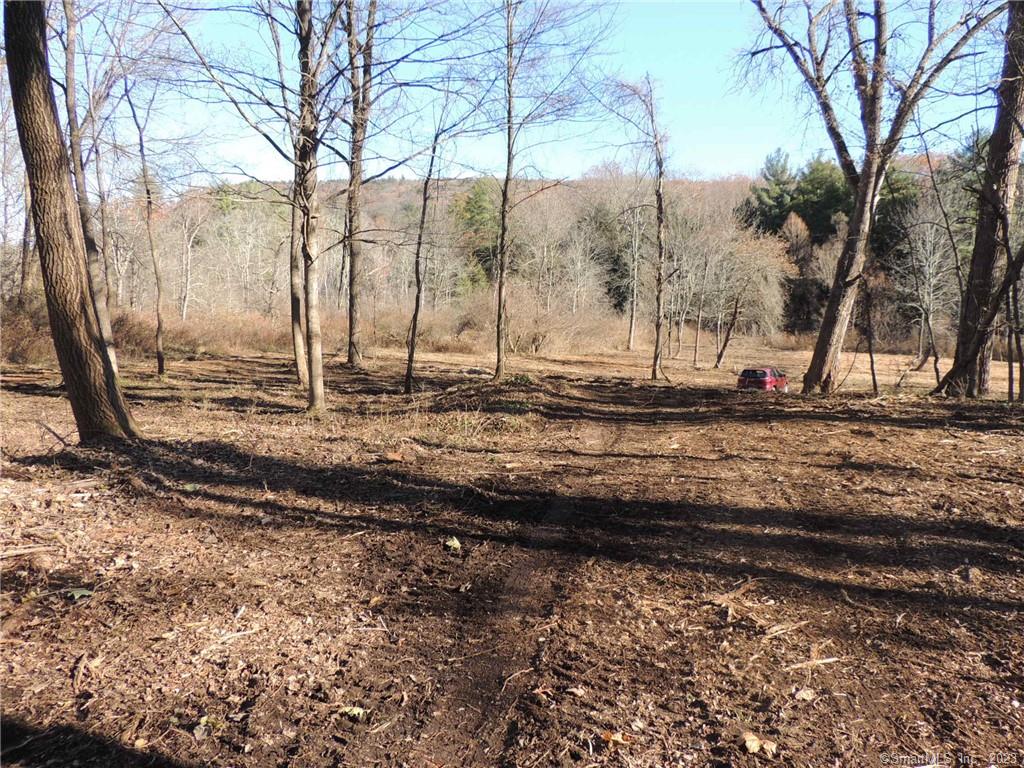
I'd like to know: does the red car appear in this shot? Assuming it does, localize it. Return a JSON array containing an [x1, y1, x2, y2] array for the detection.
[[737, 366, 789, 393]]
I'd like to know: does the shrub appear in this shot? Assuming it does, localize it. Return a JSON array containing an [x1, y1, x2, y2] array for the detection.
[[1, 302, 54, 364]]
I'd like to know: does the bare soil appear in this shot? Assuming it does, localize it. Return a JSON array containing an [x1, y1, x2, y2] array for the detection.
[[2, 346, 1023, 768]]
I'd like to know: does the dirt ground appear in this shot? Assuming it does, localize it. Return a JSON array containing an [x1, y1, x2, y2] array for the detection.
[[2, 343, 1023, 768]]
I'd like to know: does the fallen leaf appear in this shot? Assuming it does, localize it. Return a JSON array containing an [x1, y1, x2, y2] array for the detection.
[[794, 688, 815, 701], [741, 730, 778, 757], [444, 536, 461, 553], [601, 731, 632, 748], [383, 452, 405, 463], [566, 686, 586, 697], [66, 587, 94, 601], [340, 706, 367, 722], [742, 731, 761, 753], [531, 686, 554, 702]]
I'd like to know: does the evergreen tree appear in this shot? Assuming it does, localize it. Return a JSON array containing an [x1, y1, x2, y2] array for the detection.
[[791, 157, 853, 244], [453, 179, 500, 278], [744, 149, 796, 233], [578, 201, 629, 311]]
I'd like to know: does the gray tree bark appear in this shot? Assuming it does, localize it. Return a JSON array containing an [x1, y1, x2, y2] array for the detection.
[[297, 0, 325, 411], [494, 0, 515, 381], [288, 180, 309, 388], [946, 1, 1024, 397], [61, 0, 118, 372], [345, 0, 376, 369], [124, 84, 165, 376]]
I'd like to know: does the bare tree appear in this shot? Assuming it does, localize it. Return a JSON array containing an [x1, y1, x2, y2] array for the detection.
[[123, 82, 166, 375], [944, 0, 1024, 396], [403, 73, 485, 393], [294, 0, 339, 411], [712, 233, 789, 368], [894, 192, 960, 380], [344, 0, 376, 368], [4, 0, 139, 441], [157, 0, 341, 394], [172, 191, 209, 320], [623, 203, 646, 351], [404, 128, 441, 394], [489, 0, 606, 380], [59, 0, 119, 372], [749, 0, 1006, 393], [615, 76, 669, 381], [607, 75, 672, 379], [692, 252, 710, 367]]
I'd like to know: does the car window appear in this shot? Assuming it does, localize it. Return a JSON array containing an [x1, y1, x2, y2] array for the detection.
[[741, 369, 766, 378]]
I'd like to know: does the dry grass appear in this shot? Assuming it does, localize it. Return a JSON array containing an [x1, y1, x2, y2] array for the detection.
[[2, 303, 1018, 400]]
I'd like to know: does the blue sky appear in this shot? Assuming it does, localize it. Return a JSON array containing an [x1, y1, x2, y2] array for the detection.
[[541, 0, 837, 179], [180, 0, 1001, 185]]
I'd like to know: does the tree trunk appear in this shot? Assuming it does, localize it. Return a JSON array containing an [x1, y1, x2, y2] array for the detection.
[[346, 180, 364, 367], [345, 0, 376, 369], [626, 224, 638, 351], [17, 175, 36, 308], [336, 208, 348, 311], [1008, 290, 1016, 402], [4, 0, 139, 442], [924, 314, 941, 386], [936, 245, 1024, 396], [93, 144, 116, 310], [802, 159, 879, 393], [714, 294, 741, 369], [297, 0, 324, 412], [124, 85, 165, 376], [650, 111, 666, 381], [863, 286, 878, 396], [61, 0, 118, 373], [913, 314, 930, 371], [494, 0, 515, 381], [405, 133, 439, 395], [947, 2, 1024, 397], [1013, 280, 1024, 402], [288, 182, 309, 388], [179, 229, 194, 321], [693, 256, 708, 367]]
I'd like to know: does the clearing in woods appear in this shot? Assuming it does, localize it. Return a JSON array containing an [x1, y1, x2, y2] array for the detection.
[[1, 347, 1022, 767]]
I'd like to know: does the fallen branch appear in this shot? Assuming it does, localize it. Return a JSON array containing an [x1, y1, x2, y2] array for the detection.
[[784, 657, 841, 671], [0, 544, 60, 560], [501, 667, 534, 692]]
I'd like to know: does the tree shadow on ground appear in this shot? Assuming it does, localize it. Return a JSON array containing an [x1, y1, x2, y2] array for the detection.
[[439, 378, 1024, 433], [19, 435, 1024, 627], [0, 718, 191, 768]]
